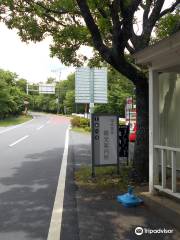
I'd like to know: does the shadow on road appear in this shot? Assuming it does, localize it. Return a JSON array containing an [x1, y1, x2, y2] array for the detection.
[[0, 148, 63, 240]]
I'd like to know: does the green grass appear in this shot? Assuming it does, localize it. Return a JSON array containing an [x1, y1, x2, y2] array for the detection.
[[71, 127, 91, 133], [0, 115, 32, 127], [75, 166, 130, 191]]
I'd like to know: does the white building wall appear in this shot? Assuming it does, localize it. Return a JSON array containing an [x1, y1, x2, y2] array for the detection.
[[159, 73, 180, 169]]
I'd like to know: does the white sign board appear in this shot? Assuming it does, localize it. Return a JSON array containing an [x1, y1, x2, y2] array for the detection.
[[75, 67, 107, 103], [75, 68, 91, 103], [92, 115, 118, 165], [39, 84, 55, 94]]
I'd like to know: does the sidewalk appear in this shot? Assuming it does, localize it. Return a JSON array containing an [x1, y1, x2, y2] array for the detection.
[[68, 130, 180, 240]]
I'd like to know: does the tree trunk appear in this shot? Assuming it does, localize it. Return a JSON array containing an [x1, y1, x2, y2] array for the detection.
[[133, 79, 149, 182]]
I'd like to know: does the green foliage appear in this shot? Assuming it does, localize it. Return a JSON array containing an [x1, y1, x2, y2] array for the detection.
[[29, 73, 76, 114], [75, 166, 128, 191], [16, 78, 27, 93], [155, 11, 180, 40], [71, 116, 81, 127], [80, 117, 90, 127], [0, 69, 28, 119], [71, 116, 90, 128], [0, 115, 32, 127], [63, 90, 75, 114], [84, 126, 91, 132]]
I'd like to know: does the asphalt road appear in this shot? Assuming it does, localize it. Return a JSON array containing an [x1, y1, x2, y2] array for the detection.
[[0, 112, 69, 240]]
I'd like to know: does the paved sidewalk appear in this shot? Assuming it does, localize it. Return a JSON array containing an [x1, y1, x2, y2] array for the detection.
[[68, 130, 180, 240]]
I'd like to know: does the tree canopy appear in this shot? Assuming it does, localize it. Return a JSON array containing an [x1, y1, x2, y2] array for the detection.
[[0, 69, 27, 119], [1, 0, 179, 83], [155, 8, 180, 40]]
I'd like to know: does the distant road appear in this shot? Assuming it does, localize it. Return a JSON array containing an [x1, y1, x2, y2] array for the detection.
[[0, 112, 69, 240]]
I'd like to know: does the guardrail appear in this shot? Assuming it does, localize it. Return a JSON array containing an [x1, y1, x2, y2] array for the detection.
[[154, 145, 180, 197]]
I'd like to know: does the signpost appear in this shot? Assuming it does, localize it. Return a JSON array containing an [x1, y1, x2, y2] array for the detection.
[[75, 67, 107, 114], [92, 114, 119, 177]]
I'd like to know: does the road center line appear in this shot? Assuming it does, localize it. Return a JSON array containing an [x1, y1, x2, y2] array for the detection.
[[36, 125, 45, 130], [47, 127, 69, 240], [9, 135, 29, 147]]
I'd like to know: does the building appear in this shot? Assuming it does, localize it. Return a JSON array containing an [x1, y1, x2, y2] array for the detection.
[[134, 31, 180, 199]]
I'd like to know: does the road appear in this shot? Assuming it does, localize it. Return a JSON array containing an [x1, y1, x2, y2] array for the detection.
[[0, 112, 70, 240]]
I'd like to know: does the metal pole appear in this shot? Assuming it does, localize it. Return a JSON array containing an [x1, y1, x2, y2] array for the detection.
[[90, 68, 94, 127], [26, 83, 29, 95], [76, 103, 78, 113], [57, 70, 61, 115], [57, 84, 60, 114]]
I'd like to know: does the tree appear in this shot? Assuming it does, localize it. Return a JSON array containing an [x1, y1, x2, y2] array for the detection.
[[155, 8, 180, 40], [0, 69, 27, 118], [64, 90, 75, 114], [0, 78, 12, 119], [16, 78, 27, 93], [1, 0, 179, 181]]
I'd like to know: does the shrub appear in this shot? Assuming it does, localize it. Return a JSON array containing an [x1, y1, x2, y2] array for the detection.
[[71, 116, 90, 128], [71, 116, 81, 127], [84, 126, 91, 132], [80, 118, 90, 127]]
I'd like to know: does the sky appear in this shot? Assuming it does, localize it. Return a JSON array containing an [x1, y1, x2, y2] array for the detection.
[[0, 1, 175, 83], [0, 23, 75, 83]]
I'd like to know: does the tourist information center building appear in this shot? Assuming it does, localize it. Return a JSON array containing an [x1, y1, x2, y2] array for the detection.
[[134, 31, 180, 199]]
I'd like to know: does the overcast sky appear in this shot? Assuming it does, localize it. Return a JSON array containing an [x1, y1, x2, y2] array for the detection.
[[0, 1, 175, 83], [0, 23, 75, 83]]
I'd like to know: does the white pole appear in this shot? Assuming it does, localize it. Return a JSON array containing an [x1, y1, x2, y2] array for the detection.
[[149, 68, 159, 193], [26, 83, 29, 95]]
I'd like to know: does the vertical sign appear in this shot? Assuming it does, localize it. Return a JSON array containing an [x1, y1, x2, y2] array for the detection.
[[92, 114, 118, 175]]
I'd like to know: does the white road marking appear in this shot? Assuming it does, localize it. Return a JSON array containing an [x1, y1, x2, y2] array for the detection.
[[9, 135, 29, 147], [36, 125, 45, 130], [0, 118, 34, 135], [47, 127, 69, 240]]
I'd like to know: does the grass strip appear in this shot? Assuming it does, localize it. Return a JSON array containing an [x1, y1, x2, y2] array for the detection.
[[75, 166, 130, 191], [0, 115, 32, 127], [71, 127, 90, 133]]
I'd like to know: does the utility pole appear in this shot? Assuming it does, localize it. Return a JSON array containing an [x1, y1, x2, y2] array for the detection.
[[57, 71, 61, 114], [51, 66, 70, 115], [26, 83, 29, 95], [51, 68, 62, 114]]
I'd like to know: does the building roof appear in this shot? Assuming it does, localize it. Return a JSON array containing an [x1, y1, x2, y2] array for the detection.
[[133, 31, 180, 72]]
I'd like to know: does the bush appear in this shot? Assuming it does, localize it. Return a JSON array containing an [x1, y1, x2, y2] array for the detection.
[[84, 126, 91, 132], [80, 118, 90, 127], [71, 116, 90, 128], [71, 116, 81, 127]]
